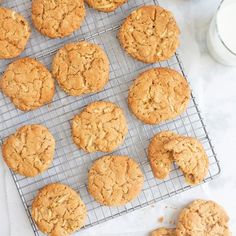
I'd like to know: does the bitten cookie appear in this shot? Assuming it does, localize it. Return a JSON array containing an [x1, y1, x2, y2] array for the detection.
[[151, 228, 176, 236], [128, 68, 190, 125], [118, 5, 180, 63], [72, 101, 128, 153], [176, 200, 231, 236], [32, 0, 85, 38], [0, 58, 55, 111], [0, 7, 31, 59], [164, 136, 209, 185], [85, 0, 127, 12], [2, 124, 55, 177], [88, 155, 144, 206], [32, 183, 87, 236], [52, 41, 109, 96]]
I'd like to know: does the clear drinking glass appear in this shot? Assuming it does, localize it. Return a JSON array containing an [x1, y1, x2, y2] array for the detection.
[[207, 0, 236, 66]]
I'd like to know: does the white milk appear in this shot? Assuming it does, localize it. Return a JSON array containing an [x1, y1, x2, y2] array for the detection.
[[207, 0, 236, 66]]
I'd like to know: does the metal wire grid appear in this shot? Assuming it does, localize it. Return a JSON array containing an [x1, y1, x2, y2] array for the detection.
[[0, 0, 220, 235]]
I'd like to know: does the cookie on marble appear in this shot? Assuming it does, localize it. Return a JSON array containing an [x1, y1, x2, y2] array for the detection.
[[0, 57, 55, 111], [118, 5, 180, 63], [151, 227, 176, 236], [32, 0, 86, 38], [85, 0, 127, 12], [52, 41, 109, 96], [72, 101, 128, 153], [0, 7, 31, 59], [32, 183, 87, 235], [88, 155, 144, 206], [2, 124, 55, 177], [176, 200, 231, 236], [128, 67, 190, 125]]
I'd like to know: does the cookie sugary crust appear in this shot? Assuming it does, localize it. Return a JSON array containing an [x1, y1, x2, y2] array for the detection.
[[88, 155, 144, 206], [32, 0, 85, 38], [2, 125, 55, 177], [151, 227, 176, 236], [85, 0, 127, 12], [128, 68, 190, 125], [118, 5, 180, 63], [72, 101, 128, 153], [32, 183, 87, 236], [0, 58, 55, 111], [0, 7, 31, 59], [52, 41, 109, 96], [176, 200, 231, 236]]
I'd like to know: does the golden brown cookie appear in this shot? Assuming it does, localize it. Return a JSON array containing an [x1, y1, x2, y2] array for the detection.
[[176, 200, 231, 236], [151, 228, 176, 236], [128, 68, 190, 125], [164, 136, 209, 185], [0, 7, 31, 59], [88, 155, 144, 206], [32, 0, 86, 38], [32, 183, 87, 236], [52, 41, 109, 96], [118, 5, 180, 63], [85, 0, 127, 12], [148, 131, 178, 179], [72, 101, 128, 153], [0, 58, 55, 111], [2, 124, 55, 177]]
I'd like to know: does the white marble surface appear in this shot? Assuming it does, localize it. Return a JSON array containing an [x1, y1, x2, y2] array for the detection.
[[1, 0, 236, 235]]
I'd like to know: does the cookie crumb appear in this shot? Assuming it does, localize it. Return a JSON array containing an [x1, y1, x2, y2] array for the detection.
[[158, 216, 164, 223]]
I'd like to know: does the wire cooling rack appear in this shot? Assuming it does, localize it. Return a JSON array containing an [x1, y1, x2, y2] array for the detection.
[[0, 0, 220, 235]]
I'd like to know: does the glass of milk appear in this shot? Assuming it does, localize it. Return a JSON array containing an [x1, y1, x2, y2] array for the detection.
[[207, 0, 236, 66]]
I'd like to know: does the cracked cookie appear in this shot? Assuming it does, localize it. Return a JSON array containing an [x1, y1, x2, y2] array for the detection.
[[0, 7, 31, 59], [164, 136, 209, 185], [2, 124, 55, 177], [85, 0, 127, 12], [52, 41, 109, 96], [128, 67, 190, 125], [32, 0, 86, 38], [118, 5, 180, 63], [0, 57, 55, 111], [88, 155, 144, 206], [32, 183, 87, 236], [72, 101, 128, 153], [151, 228, 176, 236], [176, 200, 231, 236]]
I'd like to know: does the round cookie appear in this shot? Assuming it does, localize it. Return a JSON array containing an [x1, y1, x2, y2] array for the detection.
[[32, 183, 87, 235], [85, 0, 127, 12], [32, 0, 86, 38], [151, 228, 176, 236], [176, 200, 231, 236], [52, 41, 109, 96], [128, 67, 190, 125], [0, 7, 31, 59], [2, 124, 55, 177], [88, 155, 144, 206], [72, 101, 128, 153], [118, 5, 180, 63], [148, 131, 178, 179], [0, 58, 55, 111], [164, 137, 209, 185]]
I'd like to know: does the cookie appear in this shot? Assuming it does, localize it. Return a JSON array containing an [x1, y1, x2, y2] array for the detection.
[[118, 5, 180, 63], [176, 200, 231, 236], [85, 0, 127, 12], [72, 101, 128, 153], [128, 67, 190, 125], [32, 0, 86, 38], [148, 131, 178, 179], [0, 58, 55, 111], [0, 7, 31, 59], [88, 155, 144, 206], [164, 136, 209, 185], [2, 124, 55, 177], [151, 228, 176, 236], [52, 41, 109, 96], [32, 183, 87, 235]]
